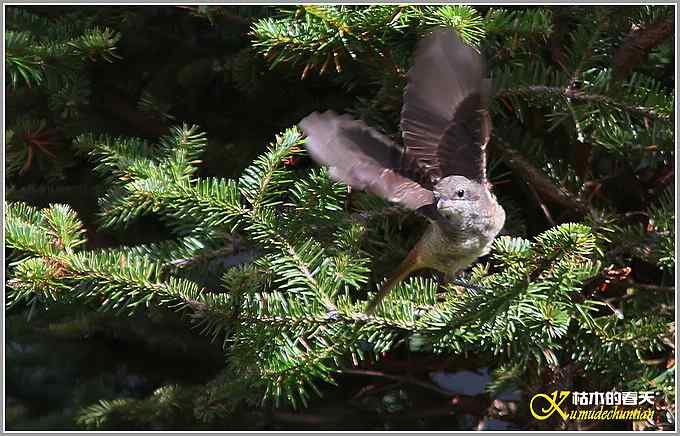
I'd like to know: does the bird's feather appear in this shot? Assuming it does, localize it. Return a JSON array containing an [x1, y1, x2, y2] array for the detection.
[[299, 110, 435, 211], [400, 28, 491, 184]]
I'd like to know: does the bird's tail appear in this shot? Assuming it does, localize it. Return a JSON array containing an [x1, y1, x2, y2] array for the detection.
[[365, 246, 423, 315]]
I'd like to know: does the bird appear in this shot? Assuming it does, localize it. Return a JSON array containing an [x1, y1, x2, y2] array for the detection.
[[298, 28, 506, 314]]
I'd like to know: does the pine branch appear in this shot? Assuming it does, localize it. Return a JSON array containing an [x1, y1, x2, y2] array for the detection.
[[613, 17, 674, 81], [498, 85, 672, 121], [338, 368, 454, 396], [6, 6, 675, 426], [5, 31, 45, 88], [5, 9, 121, 90], [417, 5, 486, 45], [5, 201, 222, 312], [484, 8, 553, 37], [490, 136, 589, 216]]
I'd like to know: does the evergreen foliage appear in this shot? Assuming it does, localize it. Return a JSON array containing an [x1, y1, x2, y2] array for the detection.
[[5, 7, 121, 181], [5, 4, 675, 431]]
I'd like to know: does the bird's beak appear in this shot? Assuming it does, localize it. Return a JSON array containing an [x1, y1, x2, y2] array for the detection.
[[433, 191, 442, 209]]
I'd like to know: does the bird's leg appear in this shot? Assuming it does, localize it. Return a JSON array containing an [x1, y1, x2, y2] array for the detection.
[[365, 246, 424, 315]]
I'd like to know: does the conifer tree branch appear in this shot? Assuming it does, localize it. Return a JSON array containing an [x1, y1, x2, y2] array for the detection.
[[498, 85, 672, 121], [6, 5, 675, 427], [490, 136, 590, 216], [338, 368, 454, 396], [613, 18, 674, 81]]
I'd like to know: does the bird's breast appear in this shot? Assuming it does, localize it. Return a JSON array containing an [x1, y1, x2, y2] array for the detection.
[[417, 201, 505, 274]]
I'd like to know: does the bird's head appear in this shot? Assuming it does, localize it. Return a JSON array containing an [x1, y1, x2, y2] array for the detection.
[[433, 175, 491, 219]]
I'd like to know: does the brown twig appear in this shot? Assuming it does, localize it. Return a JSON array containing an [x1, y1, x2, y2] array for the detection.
[[396, 394, 523, 425], [525, 180, 556, 226], [270, 394, 525, 427], [498, 86, 671, 121], [351, 381, 401, 400], [491, 135, 589, 217], [613, 18, 674, 81], [166, 244, 237, 271], [338, 368, 454, 396], [338, 368, 525, 426], [623, 279, 675, 293]]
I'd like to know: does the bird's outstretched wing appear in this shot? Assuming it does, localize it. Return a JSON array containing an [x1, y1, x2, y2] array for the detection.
[[400, 28, 491, 185], [299, 110, 434, 211]]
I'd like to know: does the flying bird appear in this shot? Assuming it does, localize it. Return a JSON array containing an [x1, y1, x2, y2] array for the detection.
[[299, 28, 506, 314]]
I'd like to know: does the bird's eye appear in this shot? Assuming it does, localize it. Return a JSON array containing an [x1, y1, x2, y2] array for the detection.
[[456, 189, 465, 198]]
